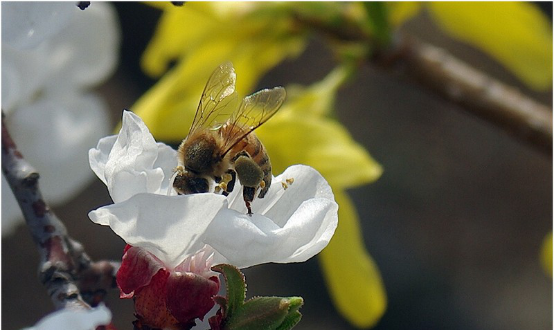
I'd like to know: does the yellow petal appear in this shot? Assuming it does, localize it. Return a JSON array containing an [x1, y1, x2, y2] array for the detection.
[[142, 2, 304, 78], [319, 190, 387, 328], [134, 3, 305, 140], [141, 5, 207, 77], [134, 36, 304, 141], [284, 63, 354, 117], [427, 2, 553, 90], [254, 64, 381, 188], [540, 232, 552, 277], [143, 1, 173, 11], [257, 110, 382, 189], [130, 60, 200, 140], [387, 2, 422, 27], [142, 2, 236, 77]]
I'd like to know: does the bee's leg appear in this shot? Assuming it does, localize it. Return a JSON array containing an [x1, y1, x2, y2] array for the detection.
[[234, 152, 263, 215], [231, 150, 250, 162], [215, 170, 236, 196], [233, 152, 263, 188], [173, 165, 185, 174], [225, 169, 236, 194], [242, 186, 256, 216], [214, 176, 222, 193], [258, 165, 272, 198]]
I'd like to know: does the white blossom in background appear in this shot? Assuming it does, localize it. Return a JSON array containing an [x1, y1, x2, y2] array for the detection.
[[2, 2, 120, 235], [88, 110, 338, 270], [22, 304, 111, 330]]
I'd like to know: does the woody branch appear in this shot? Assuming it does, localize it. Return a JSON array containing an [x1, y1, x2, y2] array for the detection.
[[295, 13, 553, 156], [381, 35, 552, 155], [1, 113, 119, 310]]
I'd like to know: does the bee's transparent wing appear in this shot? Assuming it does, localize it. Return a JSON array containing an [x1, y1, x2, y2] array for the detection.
[[188, 62, 240, 136], [221, 86, 286, 156]]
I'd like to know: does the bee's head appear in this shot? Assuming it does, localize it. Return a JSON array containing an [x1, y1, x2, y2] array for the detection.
[[173, 171, 209, 195]]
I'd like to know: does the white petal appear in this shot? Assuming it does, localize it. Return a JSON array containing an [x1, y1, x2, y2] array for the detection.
[[7, 90, 111, 205], [89, 135, 118, 186], [26, 304, 111, 330], [89, 193, 227, 269], [1, 44, 50, 112], [100, 111, 177, 202], [109, 171, 159, 203], [45, 2, 120, 89], [90, 135, 177, 195], [2, 2, 75, 50], [208, 198, 337, 268], [228, 165, 335, 225], [154, 142, 182, 194], [208, 165, 338, 268]]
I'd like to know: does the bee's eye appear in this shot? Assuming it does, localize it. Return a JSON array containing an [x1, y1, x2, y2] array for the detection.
[[187, 177, 209, 193], [173, 173, 209, 194]]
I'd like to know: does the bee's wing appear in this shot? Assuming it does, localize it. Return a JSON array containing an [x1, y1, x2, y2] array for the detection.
[[221, 86, 286, 156], [188, 62, 240, 136]]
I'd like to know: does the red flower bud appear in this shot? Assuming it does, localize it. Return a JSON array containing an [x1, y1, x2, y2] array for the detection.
[[117, 245, 220, 329]]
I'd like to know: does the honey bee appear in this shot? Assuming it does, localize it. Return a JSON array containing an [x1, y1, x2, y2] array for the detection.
[[173, 62, 286, 215]]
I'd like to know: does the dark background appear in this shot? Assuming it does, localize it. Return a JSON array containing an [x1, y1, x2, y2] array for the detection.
[[3, 3, 552, 330]]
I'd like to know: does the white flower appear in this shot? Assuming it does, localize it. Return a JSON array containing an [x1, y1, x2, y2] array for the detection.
[[22, 305, 111, 330], [2, 2, 120, 235], [88, 110, 338, 270]]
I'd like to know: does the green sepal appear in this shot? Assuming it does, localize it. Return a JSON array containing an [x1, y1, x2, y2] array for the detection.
[[211, 264, 304, 330], [225, 296, 303, 330], [275, 297, 303, 330], [211, 264, 246, 318]]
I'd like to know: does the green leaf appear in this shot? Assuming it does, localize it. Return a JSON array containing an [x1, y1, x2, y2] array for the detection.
[[363, 2, 391, 47]]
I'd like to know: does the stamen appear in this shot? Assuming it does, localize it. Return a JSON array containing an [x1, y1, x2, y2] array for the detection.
[[168, 171, 179, 196]]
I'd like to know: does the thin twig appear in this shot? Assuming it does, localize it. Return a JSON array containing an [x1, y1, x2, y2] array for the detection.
[[294, 11, 553, 156], [383, 35, 553, 155], [1, 113, 119, 310]]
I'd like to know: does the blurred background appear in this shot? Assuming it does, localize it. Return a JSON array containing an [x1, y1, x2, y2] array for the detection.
[[2, 2, 552, 330]]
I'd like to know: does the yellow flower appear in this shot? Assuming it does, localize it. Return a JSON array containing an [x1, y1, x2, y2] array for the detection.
[[132, 3, 387, 327], [540, 232, 552, 277], [388, 2, 553, 91], [135, 2, 305, 141], [142, 2, 306, 79]]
